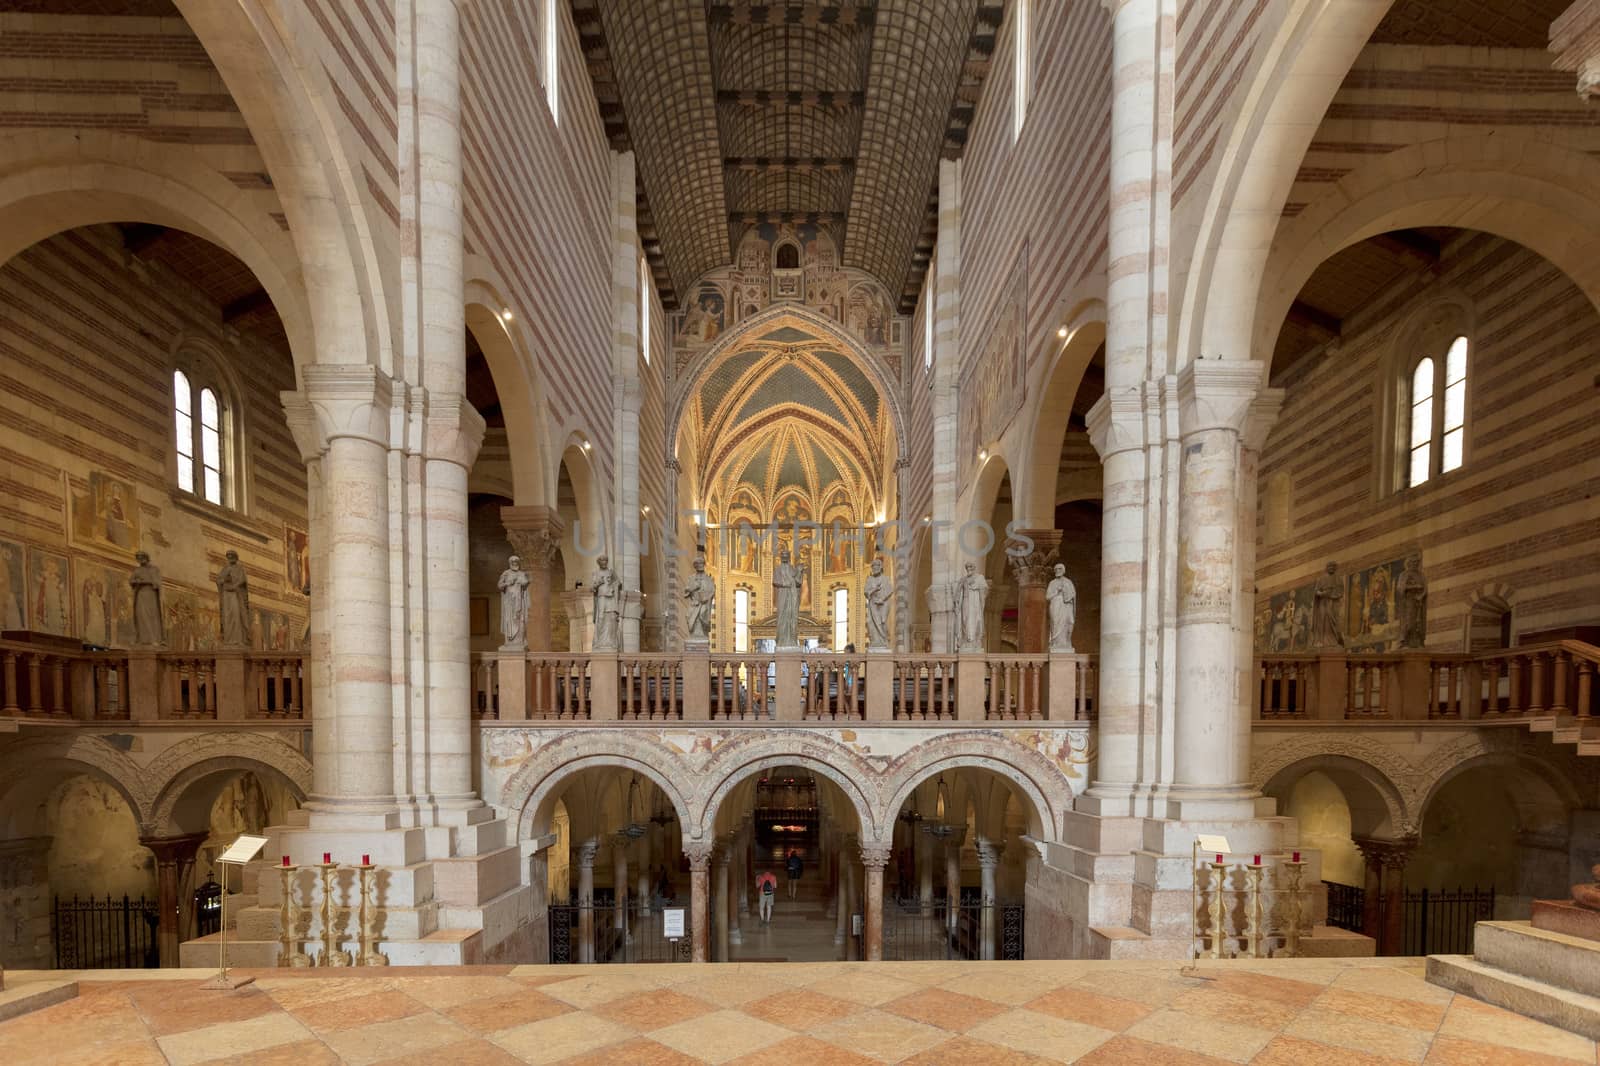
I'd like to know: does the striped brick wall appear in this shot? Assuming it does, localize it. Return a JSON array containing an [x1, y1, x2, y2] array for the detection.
[[301, 0, 398, 233], [0, 10, 287, 231], [905, 285, 933, 532], [1281, 44, 1600, 220], [1254, 232, 1600, 647], [1172, 0, 1271, 208], [460, 0, 616, 485], [0, 226, 307, 648], [957, 0, 1111, 424], [640, 272, 671, 568]]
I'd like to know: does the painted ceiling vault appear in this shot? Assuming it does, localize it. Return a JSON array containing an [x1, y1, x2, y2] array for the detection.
[[571, 0, 1004, 312]]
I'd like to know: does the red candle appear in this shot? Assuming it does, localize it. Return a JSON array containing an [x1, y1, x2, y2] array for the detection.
[[282, 855, 290, 867], [1215, 854, 1223, 864], [323, 852, 331, 864], [362, 854, 371, 867], [1292, 851, 1301, 863], [1253, 854, 1261, 866]]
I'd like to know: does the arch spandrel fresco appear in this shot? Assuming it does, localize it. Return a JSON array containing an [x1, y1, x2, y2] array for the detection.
[[674, 224, 903, 375]]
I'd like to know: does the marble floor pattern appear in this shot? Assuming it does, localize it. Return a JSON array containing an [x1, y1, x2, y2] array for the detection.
[[1, 957, 1596, 1065]]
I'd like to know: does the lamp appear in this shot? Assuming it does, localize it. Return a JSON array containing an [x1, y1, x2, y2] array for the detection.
[[617, 775, 647, 839]]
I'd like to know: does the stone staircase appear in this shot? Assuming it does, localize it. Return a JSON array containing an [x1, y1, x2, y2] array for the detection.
[[1526, 713, 1600, 757], [179, 808, 529, 968]]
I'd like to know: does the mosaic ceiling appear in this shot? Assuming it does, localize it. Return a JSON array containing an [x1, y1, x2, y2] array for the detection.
[[573, 1, 1003, 312]]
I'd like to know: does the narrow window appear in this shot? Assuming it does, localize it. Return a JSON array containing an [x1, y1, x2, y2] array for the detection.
[[545, 0, 560, 125], [833, 587, 849, 650], [1013, 0, 1032, 141], [1408, 357, 1434, 488], [734, 588, 750, 653], [923, 284, 934, 371], [174, 370, 195, 494], [200, 387, 223, 505], [1441, 335, 1467, 473], [639, 256, 651, 365]]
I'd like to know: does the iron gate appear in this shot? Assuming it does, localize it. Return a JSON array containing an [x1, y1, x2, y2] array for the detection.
[[881, 900, 1024, 961], [548, 903, 693, 964], [1322, 881, 1495, 955], [52, 895, 160, 969]]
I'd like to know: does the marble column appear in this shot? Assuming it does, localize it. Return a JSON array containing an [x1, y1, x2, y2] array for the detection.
[[613, 836, 629, 935], [712, 847, 731, 962], [283, 368, 398, 813], [609, 151, 644, 652], [1170, 362, 1280, 819], [861, 843, 889, 963], [833, 847, 849, 946], [1008, 531, 1062, 654], [728, 827, 744, 945], [977, 838, 1002, 961], [503, 506, 564, 652], [918, 829, 935, 915], [141, 832, 208, 967], [636, 830, 653, 919], [686, 842, 712, 963], [944, 835, 962, 933], [842, 853, 858, 960], [576, 838, 598, 964], [927, 159, 963, 653], [1355, 836, 1418, 955]]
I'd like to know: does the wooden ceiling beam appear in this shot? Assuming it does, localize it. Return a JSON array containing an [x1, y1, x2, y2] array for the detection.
[[728, 211, 846, 225], [716, 89, 864, 110], [222, 288, 274, 323], [707, 3, 875, 28], [724, 156, 854, 173], [1370, 230, 1440, 268], [1287, 299, 1342, 339]]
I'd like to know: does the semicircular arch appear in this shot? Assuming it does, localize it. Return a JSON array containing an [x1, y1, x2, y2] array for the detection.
[[695, 733, 881, 841], [499, 733, 694, 841]]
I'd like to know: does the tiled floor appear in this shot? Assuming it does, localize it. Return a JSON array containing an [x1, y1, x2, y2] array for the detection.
[[2, 957, 1596, 1065]]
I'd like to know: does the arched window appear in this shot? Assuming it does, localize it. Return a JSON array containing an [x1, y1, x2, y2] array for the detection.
[[833, 587, 849, 650], [639, 255, 651, 365], [544, 0, 560, 125], [774, 242, 800, 270], [172, 350, 241, 509], [1407, 335, 1469, 488], [1013, 0, 1032, 141], [734, 588, 750, 653], [923, 283, 934, 371]]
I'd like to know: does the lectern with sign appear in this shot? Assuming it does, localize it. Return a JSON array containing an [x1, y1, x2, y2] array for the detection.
[[202, 834, 268, 990]]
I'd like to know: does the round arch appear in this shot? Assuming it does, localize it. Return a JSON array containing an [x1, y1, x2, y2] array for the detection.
[[1020, 299, 1106, 526], [465, 258, 549, 508], [498, 734, 695, 841], [1254, 136, 1600, 361], [1261, 753, 1410, 841], [695, 735, 882, 842], [145, 757, 309, 837], [0, 133, 315, 374], [558, 439, 609, 577], [882, 755, 1058, 843], [666, 303, 908, 462], [964, 451, 1014, 534], [0, 754, 148, 839], [1416, 751, 1583, 827], [141, 732, 313, 834]]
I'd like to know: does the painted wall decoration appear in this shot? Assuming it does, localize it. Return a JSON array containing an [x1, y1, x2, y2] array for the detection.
[[284, 524, 310, 593], [68, 472, 141, 556], [164, 587, 217, 652], [0, 538, 24, 630], [252, 607, 298, 651], [78, 561, 134, 647], [961, 248, 1027, 470], [678, 282, 725, 344], [1256, 555, 1410, 654], [26, 546, 72, 636]]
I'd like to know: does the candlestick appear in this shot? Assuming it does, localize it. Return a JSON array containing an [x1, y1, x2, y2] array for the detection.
[[1292, 851, 1301, 863], [317, 860, 351, 967], [357, 863, 389, 967], [1282, 859, 1307, 958], [277, 863, 310, 968], [282, 855, 290, 866], [1244, 861, 1265, 959], [362, 854, 370, 867], [1253, 854, 1261, 866], [1208, 857, 1228, 959], [323, 852, 331, 864]]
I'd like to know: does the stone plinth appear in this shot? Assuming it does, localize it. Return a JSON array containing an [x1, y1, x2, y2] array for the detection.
[[1533, 899, 1600, 942], [0, 977, 77, 1023], [1429, 920, 1600, 1040]]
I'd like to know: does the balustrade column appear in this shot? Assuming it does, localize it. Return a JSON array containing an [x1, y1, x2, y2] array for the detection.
[[576, 838, 598, 964], [140, 832, 208, 967], [977, 838, 1002, 961], [686, 843, 712, 963], [1170, 362, 1282, 817]]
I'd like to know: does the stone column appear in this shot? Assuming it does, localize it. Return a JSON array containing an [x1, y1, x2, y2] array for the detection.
[[1169, 362, 1280, 819], [502, 507, 564, 652], [713, 847, 731, 962], [686, 842, 712, 963], [977, 838, 1002, 961], [728, 826, 744, 945], [636, 830, 653, 919], [609, 151, 644, 652], [833, 838, 848, 945], [927, 159, 963, 653], [613, 836, 629, 935], [562, 589, 590, 653], [944, 834, 962, 933], [918, 828, 935, 915], [141, 832, 208, 967], [576, 837, 598, 964], [1355, 836, 1418, 955], [0, 838, 53, 969], [1008, 531, 1062, 654], [842, 851, 858, 959], [283, 368, 398, 813], [861, 843, 889, 962]]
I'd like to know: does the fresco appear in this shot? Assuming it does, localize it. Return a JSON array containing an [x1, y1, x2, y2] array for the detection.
[[68, 472, 141, 556], [284, 524, 310, 594], [1257, 555, 1410, 653], [961, 250, 1027, 468], [78, 561, 134, 647], [0, 538, 24, 630], [677, 282, 725, 344], [26, 546, 72, 636]]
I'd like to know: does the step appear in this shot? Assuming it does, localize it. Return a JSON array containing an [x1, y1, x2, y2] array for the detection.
[[1296, 925, 1376, 958], [180, 927, 485, 968], [1427, 954, 1600, 1041], [1474, 920, 1600, 999]]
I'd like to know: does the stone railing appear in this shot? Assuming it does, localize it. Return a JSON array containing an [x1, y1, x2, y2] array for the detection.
[[1255, 641, 1599, 725], [475, 649, 1097, 724], [0, 640, 310, 722]]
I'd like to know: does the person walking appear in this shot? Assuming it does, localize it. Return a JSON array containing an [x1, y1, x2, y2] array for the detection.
[[756, 869, 778, 923], [785, 849, 803, 900]]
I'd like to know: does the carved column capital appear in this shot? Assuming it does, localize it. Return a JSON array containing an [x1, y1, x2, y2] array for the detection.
[[420, 391, 487, 470], [575, 837, 601, 867], [1176, 359, 1270, 439], [975, 838, 1004, 869], [683, 841, 715, 871], [138, 831, 210, 867], [859, 842, 893, 869], [280, 365, 397, 461], [502, 505, 565, 568], [1007, 529, 1063, 588], [1353, 835, 1419, 871], [1085, 388, 1148, 460]]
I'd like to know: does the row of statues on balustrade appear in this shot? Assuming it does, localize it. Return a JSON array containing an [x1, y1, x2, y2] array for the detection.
[[497, 551, 1081, 654], [125, 549, 257, 649]]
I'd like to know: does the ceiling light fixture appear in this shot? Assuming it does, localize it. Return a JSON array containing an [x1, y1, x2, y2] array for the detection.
[[1056, 325, 1068, 339], [501, 309, 514, 322]]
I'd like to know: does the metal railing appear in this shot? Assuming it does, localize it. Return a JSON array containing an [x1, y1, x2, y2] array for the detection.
[[1320, 880, 1495, 955], [52, 894, 160, 969], [547, 902, 692, 964]]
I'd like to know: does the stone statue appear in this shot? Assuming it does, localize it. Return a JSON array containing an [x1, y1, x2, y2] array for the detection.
[[130, 551, 163, 647], [1310, 560, 1344, 650], [1396, 553, 1428, 649], [954, 561, 989, 651], [1573, 864, 1600, 911], [682, 555, 715, 643], [216, 550, 251, 648], [863, 557, 892, 650], [498, 555, 530, 650], [772, 548, 805, 649], [591, 556, 621, 651], [1047, 563, 1077, 653]]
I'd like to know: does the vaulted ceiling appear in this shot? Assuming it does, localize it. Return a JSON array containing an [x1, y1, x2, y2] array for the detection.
[[572, 0, 1003, 312], [1370, 0, 1571, 47]]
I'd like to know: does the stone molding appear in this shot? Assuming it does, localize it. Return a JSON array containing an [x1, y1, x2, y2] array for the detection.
[[1551, 0, 1600, 97], [420, 391, 487, 470], [683, 842, 714, 871], [1175, 359, 1269, 438], [1085, 389, 1147, 460], [1354, 834, 1419, 870], [859, 843, 892, 869], [281, 365, 395, 459]]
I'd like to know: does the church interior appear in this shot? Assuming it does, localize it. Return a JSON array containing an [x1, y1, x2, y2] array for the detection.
[[1, 0, 1599, 1061]]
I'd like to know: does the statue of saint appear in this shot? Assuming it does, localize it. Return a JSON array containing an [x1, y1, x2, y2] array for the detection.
[[772, 548, 805, 649], [591, 556, 621, 651], [498, 555, 530, 650], [1396, 553, 1428, 649], [130, 551, 163, 647], [954, 561, 989, 651], [216, 550, 251, 648], [1573, 864, 1600, 911], [863, 557, 892, 650], [1047, 563, 1077, 653], [682, 555, 715, 642], [1310, 560, 1344, 650]]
